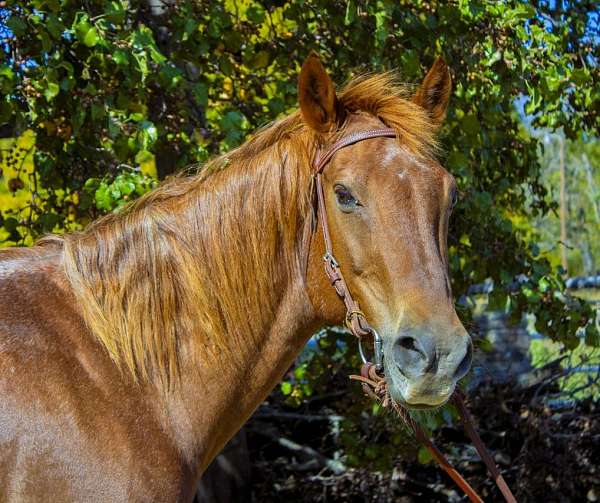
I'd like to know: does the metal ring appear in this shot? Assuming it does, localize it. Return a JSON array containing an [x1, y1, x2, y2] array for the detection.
[[358, 329, 384, 372], [358, 337, 369, 365]]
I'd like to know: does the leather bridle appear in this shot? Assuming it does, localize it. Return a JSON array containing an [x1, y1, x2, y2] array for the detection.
[[313, 128, 397, 371], [312, 128, 518, 503]]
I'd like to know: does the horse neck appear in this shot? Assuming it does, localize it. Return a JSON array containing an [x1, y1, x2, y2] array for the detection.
[[166, 272, 319, 473], [153, 154, 320, 472]]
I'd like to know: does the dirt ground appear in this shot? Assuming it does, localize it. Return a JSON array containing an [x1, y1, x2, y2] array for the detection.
[[246, 381, 599, 502]]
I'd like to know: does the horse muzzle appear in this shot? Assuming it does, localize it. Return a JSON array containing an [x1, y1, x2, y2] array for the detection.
[[383, 330, 473, 409]]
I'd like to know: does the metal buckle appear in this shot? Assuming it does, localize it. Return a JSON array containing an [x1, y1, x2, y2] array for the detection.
[[345, 309, 365, 328], [358, 328, 384, 372], [323, 252, 338, 268]]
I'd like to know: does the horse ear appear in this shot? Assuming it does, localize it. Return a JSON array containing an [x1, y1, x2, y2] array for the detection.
[[298, 52, 340, 132], [413, 57, 452, 125]]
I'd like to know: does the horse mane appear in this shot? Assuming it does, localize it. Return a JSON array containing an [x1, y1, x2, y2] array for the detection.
[[51, 72, 437, 388]]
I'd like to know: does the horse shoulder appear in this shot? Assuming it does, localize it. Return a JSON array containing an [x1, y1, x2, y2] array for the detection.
[[0, 246, 192, 501]]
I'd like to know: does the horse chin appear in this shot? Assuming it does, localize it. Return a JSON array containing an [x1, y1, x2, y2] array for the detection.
[[386, 374, 454, 411]]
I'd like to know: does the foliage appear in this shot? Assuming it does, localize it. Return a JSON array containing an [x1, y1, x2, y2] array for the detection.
[[1, 0, 599, 467], [0, 133, 156, 240], [530, 335, 600, 402], [83, 169, 157, 213], [530, 133, 600, 276]]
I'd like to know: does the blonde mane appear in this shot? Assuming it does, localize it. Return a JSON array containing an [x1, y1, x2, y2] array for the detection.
[[54, 72, 438, 387]]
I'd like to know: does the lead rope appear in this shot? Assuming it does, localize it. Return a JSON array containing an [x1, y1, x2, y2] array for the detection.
[[453, 390, 518, 503], [349, 364, 518, 503]]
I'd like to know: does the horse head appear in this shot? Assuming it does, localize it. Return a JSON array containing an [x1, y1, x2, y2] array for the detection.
[[302, 54, 472, 409]]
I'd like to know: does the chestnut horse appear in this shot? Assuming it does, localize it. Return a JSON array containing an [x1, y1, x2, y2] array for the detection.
[[0, 55, 472, 501]]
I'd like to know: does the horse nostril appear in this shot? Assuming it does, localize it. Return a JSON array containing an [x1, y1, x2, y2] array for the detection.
[[396, 336, 425, 358], [454, 340, 473, 379], [393, 336, 435, 377]]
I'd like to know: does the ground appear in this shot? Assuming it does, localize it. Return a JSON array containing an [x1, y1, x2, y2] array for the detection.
[[246, 380, 599, 502]]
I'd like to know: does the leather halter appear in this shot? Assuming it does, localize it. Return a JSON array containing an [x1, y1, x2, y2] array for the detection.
[[313, 128, 397, 370]]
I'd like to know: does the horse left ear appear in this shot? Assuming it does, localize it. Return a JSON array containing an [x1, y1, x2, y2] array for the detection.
[[413, 57, 452, 125], [298, 52, 340, 132]]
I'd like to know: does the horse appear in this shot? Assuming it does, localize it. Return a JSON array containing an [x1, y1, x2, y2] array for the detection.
[[0, 53, 472, 501]]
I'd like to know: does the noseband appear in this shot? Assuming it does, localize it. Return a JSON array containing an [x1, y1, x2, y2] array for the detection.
[[313, 128, 397, 371]]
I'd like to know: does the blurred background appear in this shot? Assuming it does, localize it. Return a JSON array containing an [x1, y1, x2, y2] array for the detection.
[[1, 1, 599, 501]]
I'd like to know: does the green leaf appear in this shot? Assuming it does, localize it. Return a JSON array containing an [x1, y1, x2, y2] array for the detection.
[[138, 120, 158, 147], [220, 110, 247, 131], [82, 27, 99, 47], [3, 217, 19, 233], [268, 98, 285, 116], [0, 101, 12, 122], [91, 103, 105, 122], [294, 364, 307, 380], [105, 1, 126, 24], [6, 17, 27, 36], [247, 50, 270, 70], [73, 14, 99, 47], [133, 52, 149, 80], [37, 212, 61, 232], [461, 114, 480, 136], [485, 50, 502, 67], [418, 446, 434, 464], [43, 82, 60, 101], [132, 26, 165, 63], [192, 82, 208, 107], [400, 50, 420, 77], [39, 31, 53, 53], [46, 14, 64, 39], [280, 381, 292, 395], [374, 10, 389, 48], [246, 6, 265, 24], [60, 75, 74, 92], [94, 183, 114, 211], [0, 65, 13, 79], [488, 291, 508, 311], [571, 68, 588, 86], [446, 151, 468, 172], [345, 0, 357, 25], [364, 445, 379, 460], [159, 65, 182, 89], [510, 4, 535, 21], [585, 325, 599, 347], [84, 178, 101, 191], [149, 46, 166, 64], [474, 337, 493, 353], [113, 50, 129, 66], [109, 185, 121, 200]]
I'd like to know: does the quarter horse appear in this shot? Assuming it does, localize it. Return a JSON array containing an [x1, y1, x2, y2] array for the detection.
[[0, 54, 472, 501]]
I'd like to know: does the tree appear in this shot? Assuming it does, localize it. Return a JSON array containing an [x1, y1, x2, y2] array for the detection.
[[530, 132, 600, 276]]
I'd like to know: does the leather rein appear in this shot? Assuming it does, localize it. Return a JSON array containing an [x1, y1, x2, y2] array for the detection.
[[312, 128, 518, 503]]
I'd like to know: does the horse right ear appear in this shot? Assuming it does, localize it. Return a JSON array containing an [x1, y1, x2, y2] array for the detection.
[[413, 57, 452, 126], [298, 52, 340, 132]]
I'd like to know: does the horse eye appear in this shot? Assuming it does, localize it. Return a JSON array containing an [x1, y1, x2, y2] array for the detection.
[[334, 184, 358, 208]]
